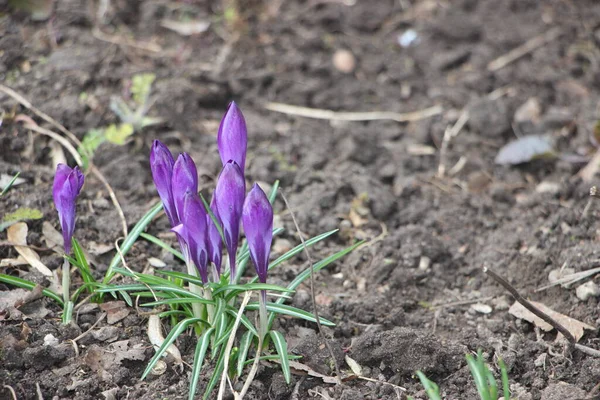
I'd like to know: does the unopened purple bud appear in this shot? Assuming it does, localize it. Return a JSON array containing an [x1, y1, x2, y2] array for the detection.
[[242, 184, 273, 284], [172, 153, 198, 222], [53, 164, 84, 254], [150, 140, 177, 226], [217, 101, 247, 174], [214, 161, 245, 281], [207, 195, 223, 276], [172, 190, 209, 283]]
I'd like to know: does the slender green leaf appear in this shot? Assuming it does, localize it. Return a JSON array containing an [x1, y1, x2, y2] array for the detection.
[[415, 371, 441, 400], [225, 309, 258, 337], [213, 298, 228, 339], [189, 328, 215, 400], [247, 302, 335, 326], [142, 317, 205, 380], [499, 357, 511, 400], [157, 270, 205, 286], [242, 353, 301, 366], [0, 172, 21, 197], [213, 319, 233, 349], [214, 283, 293, 298], [268, 180, 280, 204], [203, 344, 226, 400], [140, 232, 185, 261], [236, 331, 254, 377], [98, 285, 213, 303], [141, 297, 214, 307], [104, 201, 163, 283], [466, 353, 491, 400], [0, 274, 63, 305], [269, 330, 290, 384], [199, 192, 225, 244], [71, 238, 96, 285]]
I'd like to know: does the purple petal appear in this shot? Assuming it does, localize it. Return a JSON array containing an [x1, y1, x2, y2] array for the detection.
[[242, 183, 273, 284], [214, 161, 245, 280], [217, 101, 247, 174], [52, 164, 84, 253], [150, 140, 177, 226], [172, 153, 198, 222], [207, 195, 223, 275], [179, 190, 209, 283]]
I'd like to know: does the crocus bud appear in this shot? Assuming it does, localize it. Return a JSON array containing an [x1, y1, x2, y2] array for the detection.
[[207, 195, 223, 276], [171, 153, 198, 222], [172, 190, 209, 283], [150, 140, 177, 226], [214, 161, 245, 281], [217, 101, 247, 174], [242, 184, 273, 284], [52, 164, 84, 254]]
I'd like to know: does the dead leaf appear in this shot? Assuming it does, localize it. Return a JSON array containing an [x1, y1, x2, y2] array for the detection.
[[345, 355, 363, 376], [285, 360, 338, 384], [42, 221, 64, 251], [7, 222, 53, 276], [509, 301, 594, 342], [99, 301, 130, 324], [147, 315, 183, 367]]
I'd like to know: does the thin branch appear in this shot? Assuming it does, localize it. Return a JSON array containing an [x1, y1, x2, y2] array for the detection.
[[265, 102, 442, 123], [280, 190, 342, 384], [484, 266, 576, 345], [487, 28, 562, 72]]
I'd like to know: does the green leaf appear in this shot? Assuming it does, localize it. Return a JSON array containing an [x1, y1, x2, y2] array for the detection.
[[225, 309, 258, 337], [212, 283, 293, 298], [466, 352, 492, 400], [0, 207, 43, 230], [199, 193, 225, 244], [269, 330, 291, 384], [415, 371, 441, 400], [71, 238, 96, 285], [203, 345, 226, 400], [236, 331, 254, 377], [78, 128, 106, 168], [103, 201, 164, 283], [142, 317, 204, 380], [157, 270, 205, 286], [499, 357, 511, 400], [0, 172, 21, 197], [247, 302, 335, 326], [268, 180, 280, 204], [104, 123, 135, 145], [0, 273, 63, 305], [140, 232, 185, 261], [189, 328, 215, 400], [141, 297, 214, 307], [131, 73, 156, 106]]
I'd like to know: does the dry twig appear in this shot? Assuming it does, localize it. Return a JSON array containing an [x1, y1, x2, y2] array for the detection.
[[265, 102, 442, 123], [487, 28, 563, 72]]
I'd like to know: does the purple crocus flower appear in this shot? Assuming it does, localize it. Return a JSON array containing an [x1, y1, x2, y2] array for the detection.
[[171, 152, 198, 222], [52, 164, 84, 254], [217, 101, 247, 174], [207, 195, 223, 278], [242, 184, 273, 284], [150, 140, 177, 226], [214, 160, 245, 281], [172, 190, 209, 283]]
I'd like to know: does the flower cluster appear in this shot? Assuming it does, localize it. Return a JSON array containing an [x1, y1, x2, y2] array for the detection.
[[150, 102, 273, 286]]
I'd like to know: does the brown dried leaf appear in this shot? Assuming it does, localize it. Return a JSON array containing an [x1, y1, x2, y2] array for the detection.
[[99, 301, 130, 324], [7, 222, 52, 276], [287, 360, 338, 384], [509, 301, 594, 342]]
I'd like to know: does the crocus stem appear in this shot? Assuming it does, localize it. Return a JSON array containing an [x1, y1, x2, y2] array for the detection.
[[259, 289, 268, 339], [185, 260, 205, 320], [62, 258, 74, 324], [228, 253, 236, 284]]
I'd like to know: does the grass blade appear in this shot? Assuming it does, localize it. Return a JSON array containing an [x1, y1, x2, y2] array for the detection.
[[247, 302, 335, 326], [203, 344, 226, 400], [0, 274, 64, 305], [142, 317, 204, 380], [466, 353, 491, 400], [104, 201, 163, 283], [499, 357, 511, 400], [269, 330, 291, 384], [225, 309, 258, 337], [157, 270, 205, 286], [189, 327, 215, 400], [415, 371, 441, 400], [237, 331, 254, 377], [0, 172, 21, 197], [140, 232, 185, 261]]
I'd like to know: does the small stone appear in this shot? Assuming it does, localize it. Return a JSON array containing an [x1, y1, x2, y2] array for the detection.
[[44, 334, 59, 347], [535, 181, 561, 194], [418, 256, 431, 271], [541, 382, 586, 400], [576, 281, 600, 301], [148, 257, 166, 268], [534, 353, 546, 367], [470, 303, 492, 314], [514, 97, 542, 124], [333, 50, 356, 74]]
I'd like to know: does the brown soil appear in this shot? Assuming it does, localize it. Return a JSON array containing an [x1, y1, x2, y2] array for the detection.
[[2, 0, 600, 399]]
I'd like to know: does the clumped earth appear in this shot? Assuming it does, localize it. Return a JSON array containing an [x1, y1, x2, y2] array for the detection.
[[2, 0, 600, 399]]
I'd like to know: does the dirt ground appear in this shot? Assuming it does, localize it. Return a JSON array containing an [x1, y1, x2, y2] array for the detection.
[[2, 0, 600, 399]]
